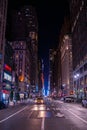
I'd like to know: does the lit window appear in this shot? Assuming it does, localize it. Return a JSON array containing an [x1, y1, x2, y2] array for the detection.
[[26, 8, 29, 11], [66, 46, 68, 50], [16, 54, 18, 58], [26, 14, 29, 16], [20, 69, 22, 72], [18, 12, 21, 15]]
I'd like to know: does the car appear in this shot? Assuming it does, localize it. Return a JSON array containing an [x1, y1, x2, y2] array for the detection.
[[34, 97, 44, 104], [64, 96, 75, 102], [82, 98, 87, 107], [0, 101, 7, 109]]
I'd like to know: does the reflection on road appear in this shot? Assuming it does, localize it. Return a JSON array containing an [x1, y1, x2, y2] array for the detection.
[[31, 104, 53, 118], [31, 105, 45, 111], [38, 111, 52, 118]]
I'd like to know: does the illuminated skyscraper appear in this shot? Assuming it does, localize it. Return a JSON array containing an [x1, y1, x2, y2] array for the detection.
[[10, 5, 38, 92]]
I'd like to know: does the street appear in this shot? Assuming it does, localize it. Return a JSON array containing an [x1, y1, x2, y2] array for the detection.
[[0, 99, 87, 130]]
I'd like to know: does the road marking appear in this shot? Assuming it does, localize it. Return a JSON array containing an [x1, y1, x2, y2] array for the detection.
[[55, 113, 64, 117], [65, 108, 87, 125], [57, 101, 63, 104], [27, 111, 33, 119], [41, 117, 45, 130], [0, 106, 28, 123]]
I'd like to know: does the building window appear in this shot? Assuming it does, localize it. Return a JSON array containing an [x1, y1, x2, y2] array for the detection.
[[74, 81, 77, 88], [80, 67, 83, 74], [84, 75, 87, 84], [84, 63, 87, 71], [80, 77, 84, 85]]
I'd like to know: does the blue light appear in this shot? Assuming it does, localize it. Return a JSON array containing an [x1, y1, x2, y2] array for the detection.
[[36, 85, 38, 92], [3, 93, 5, 99]]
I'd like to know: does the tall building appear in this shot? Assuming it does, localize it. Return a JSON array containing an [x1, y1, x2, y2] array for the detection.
[[38, 59, 44, 95], [11, 6, 38, 41], [2, 41, 14, 104], [49, 49, 58, 96], [10, 5, 38, 93], [57, 45, 62, 97], [11, 41, 30, 92], [70, 0, 87, 100], [59, 16, 73, 96], [0, 0, 8, 99], [61, 35, 73, 96]]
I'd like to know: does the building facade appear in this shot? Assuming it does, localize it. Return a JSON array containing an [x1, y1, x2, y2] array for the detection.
[[0, 0, 8, 100], [70, 0, 87, 100], [11, 41, 30, 93], [59, 15, 73, 96], [49, 49, 58, 97], [61, 35, 73, 96], [10, 5, 38, 93], [57, 46, 62, 97]]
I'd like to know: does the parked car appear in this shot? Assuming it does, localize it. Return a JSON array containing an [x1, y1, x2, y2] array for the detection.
[[64, 96, 75, 103], [0, 101, 7, 109], [82, 98, 87, 107]]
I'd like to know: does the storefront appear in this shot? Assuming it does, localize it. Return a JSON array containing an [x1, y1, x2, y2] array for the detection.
[[2, 69, 12, 103], [1, 90, 9, 105]]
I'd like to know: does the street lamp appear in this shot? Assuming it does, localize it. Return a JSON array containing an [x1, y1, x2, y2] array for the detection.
[[74, 73, 80, 79], [74, 73, 80, 102]]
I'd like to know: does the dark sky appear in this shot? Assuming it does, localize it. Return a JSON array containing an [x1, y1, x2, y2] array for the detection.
[[7, 0, 69, 92], [7, 0, 69, 58]]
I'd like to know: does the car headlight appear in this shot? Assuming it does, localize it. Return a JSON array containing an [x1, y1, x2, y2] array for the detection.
[[41, 100, 44, 103]]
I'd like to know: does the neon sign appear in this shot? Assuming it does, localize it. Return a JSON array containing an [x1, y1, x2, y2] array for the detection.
[[4, 72, 12, 81], [4, 64, 12, 71]]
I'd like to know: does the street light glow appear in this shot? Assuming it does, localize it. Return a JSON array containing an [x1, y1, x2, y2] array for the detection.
[[74, 73, 80, 79]]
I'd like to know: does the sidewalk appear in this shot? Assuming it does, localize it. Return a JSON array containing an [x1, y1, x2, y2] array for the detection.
[[8, 98, 32, 107]]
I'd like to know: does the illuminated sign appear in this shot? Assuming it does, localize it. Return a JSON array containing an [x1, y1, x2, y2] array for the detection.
[[2, 90, 9, 94], [4, 64, 12, 71], [19, 75, 24, 82], [4, 72, 12, 81]]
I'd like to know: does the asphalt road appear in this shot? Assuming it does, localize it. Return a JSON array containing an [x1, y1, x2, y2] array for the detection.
[[0, 99, 87, 130]]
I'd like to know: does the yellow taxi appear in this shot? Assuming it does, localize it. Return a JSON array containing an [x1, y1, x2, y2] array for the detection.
[[35, 97, 44, 104]]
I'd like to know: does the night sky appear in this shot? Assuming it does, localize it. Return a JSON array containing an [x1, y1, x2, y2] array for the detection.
[[7, 0, 69, 57], [7, 0, 69, 92]]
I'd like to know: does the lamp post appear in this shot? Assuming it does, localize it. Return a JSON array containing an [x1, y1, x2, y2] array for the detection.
[[74, 73, 80, 102]]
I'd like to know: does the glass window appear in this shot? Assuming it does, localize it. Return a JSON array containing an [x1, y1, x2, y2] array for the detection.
[[80, 67, 83, 73], [84, 75, 87, 84], [84, 63, 87, 71], [80, 77, 84, 85]]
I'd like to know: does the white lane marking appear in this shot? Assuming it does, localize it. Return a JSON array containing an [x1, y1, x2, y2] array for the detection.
[[0, 106, 28, 123], [64, 108, 87, 125], [27, 111, 33, 119], [57, 101, 63, 104], [56, 113, 64, 117], [41, 117, 45, 130]]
